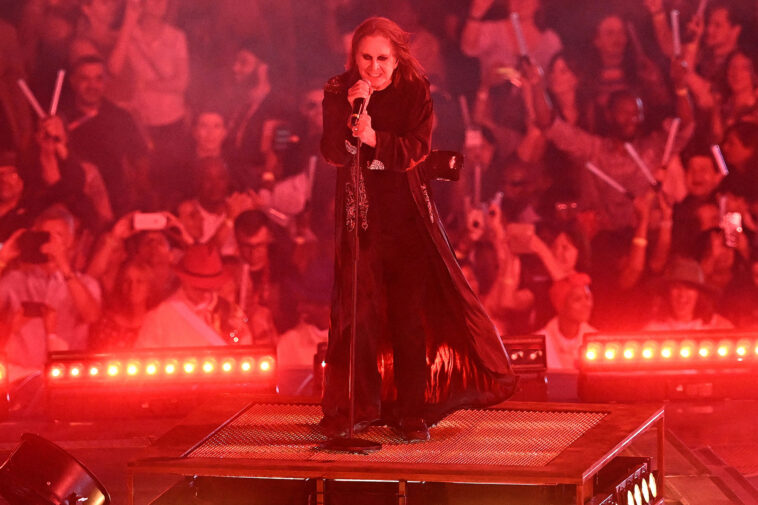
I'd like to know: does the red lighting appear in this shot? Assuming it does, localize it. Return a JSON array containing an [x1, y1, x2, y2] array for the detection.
[[202, 359, 216, 374], [45, 347, 277, 389], [183, 360, 197, 374], [126, 361, 140, 376], [164, 360, 178, 375], [585, 343, 601, 361], [604, 343, 620, 361], [259, 356, 274, 372], [240, 359, 254, 372], [107, 362, 121, 377], [145, 360, 159, 376]]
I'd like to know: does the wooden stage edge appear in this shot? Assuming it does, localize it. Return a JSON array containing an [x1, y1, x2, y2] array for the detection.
[[127, 399, 665, 505]]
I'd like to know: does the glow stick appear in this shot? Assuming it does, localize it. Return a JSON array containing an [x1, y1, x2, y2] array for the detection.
[[16, 79, 46, 118], [624, 142, 658, 187], [510, 12, 528, 56], [696, 0, 708, 18], [49, 69, 65, 116], [711, 144, 729, 176], [661, 117, 681, 166], [307, 155, 317, 198], [671, 10, 681, 57], [585, 162, 634, 199], [473, 164, 482, 208], [458, 95, 472, 128], [238, 263, 250, 310]]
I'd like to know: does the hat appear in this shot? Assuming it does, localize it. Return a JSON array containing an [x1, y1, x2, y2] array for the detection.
[[664, 258, 711, 292], [549, 273, 592, 311], [175, 244, 231, 290]]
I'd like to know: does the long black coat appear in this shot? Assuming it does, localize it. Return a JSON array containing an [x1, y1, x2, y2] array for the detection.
[[320, 71, 516, 425]]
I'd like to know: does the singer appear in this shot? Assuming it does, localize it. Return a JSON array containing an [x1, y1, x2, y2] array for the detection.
[[320, 17, 516, 442]]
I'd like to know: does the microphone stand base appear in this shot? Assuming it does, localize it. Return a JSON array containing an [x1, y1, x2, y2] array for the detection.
[[320, 437, 382, 454]]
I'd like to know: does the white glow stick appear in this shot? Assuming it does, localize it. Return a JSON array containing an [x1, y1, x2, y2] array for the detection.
[[711, 144, 729, 176], [473, 163, 482, 208], [624, 142, 658, 187], [49, 69, 65, 116], [238, 263, 250, 309], [307, 155, 317, 198], [585, 162, 633, 198], [458, 95, 472, 128], [671, 10, 681, 57], [696, 0, 708, 18], [510, 12, 528, 56], [16, 79, 46, 118], [661, 117, 681, 166]]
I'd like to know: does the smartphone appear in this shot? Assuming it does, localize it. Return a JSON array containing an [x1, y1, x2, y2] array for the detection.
[[722, 212, 742, 248], [22, 301, 46, 318], [17, 230, 51, 264], [133, 212, 167, 231], [505, 223, 535, 254]]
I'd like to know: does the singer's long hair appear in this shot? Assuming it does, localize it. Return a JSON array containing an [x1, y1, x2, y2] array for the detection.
[[348, 17, 426, 86]]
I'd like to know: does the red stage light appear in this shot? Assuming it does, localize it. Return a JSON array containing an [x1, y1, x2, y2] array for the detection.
[[69, 365, 82, 377], [183, 360, 197, 374], [698, 340, 713, 358], [107, 362, 121, 377], [679, 340, 695, 359], [126, 360, 140, 376], [259, 356, 274, 373], [221, 359, 234, 373], [240, 358, 254, 372], [89, 364, 100, 376], [0, 364, 5, 380], [144, 360, 159, 376], [623, 342, 639, 360], [50, 365, 64, 379], [604, 343, 620, 361], [585, 343, 601, 361], [202, 358, 216, 374], [716, 340, 731, 358]]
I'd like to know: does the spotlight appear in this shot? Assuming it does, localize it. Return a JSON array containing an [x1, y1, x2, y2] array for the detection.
[[0, 433, 110, 505]]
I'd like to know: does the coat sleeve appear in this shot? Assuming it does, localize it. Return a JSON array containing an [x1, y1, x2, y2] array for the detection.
[[370, 79, 433, 173], [320, 76, 353, 167]]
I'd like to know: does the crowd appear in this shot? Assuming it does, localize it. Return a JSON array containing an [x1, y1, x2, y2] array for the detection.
[[0, 0, 757, 390]]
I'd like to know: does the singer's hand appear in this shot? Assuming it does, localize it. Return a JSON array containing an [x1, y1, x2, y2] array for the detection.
[[352, 113, 376, 147], [347, 79, 372, 108]]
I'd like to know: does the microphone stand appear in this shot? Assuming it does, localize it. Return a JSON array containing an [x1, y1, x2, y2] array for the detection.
[[322, 133, 381, 454]]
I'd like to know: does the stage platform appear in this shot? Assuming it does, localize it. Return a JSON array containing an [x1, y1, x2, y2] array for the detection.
[[127, 400, 664, 505]]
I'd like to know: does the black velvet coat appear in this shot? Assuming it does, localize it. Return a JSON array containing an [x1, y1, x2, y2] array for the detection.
[[320, 71, 516, 425]]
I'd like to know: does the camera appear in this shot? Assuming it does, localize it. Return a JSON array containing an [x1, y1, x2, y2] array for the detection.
[[17, 230, 51, 264]]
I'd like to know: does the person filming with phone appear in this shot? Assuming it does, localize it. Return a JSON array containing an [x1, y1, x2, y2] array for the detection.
[[0, 206, 101, 389]]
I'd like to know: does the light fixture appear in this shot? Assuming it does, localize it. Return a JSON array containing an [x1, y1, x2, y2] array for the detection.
[[0, 433, 110, 505]]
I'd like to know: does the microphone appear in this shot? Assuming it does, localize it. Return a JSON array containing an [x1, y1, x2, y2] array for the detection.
[[350, 80, 372, 127], [350, 97, 367, 127]]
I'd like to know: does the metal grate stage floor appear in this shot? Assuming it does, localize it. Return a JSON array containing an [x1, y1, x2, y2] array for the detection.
[[128, 400, 664, 505], [187, 404, 607, 467]]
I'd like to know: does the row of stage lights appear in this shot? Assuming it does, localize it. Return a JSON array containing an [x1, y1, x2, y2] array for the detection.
[[45, 347, 275, 384], [582, 336, 758, 369]]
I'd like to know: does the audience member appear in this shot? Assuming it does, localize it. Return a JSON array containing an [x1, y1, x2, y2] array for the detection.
[[230, 209, 287, 345], [63, 55, 151, 217], [0, 206, 101, 382], [539, 272, 595, 371], [645, 257, 733, 330], [88, 258, 153, 350], [135, 243, 252, 347]]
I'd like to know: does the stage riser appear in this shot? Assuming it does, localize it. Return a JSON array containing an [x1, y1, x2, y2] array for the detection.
[[149, 477, 577, 505]]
